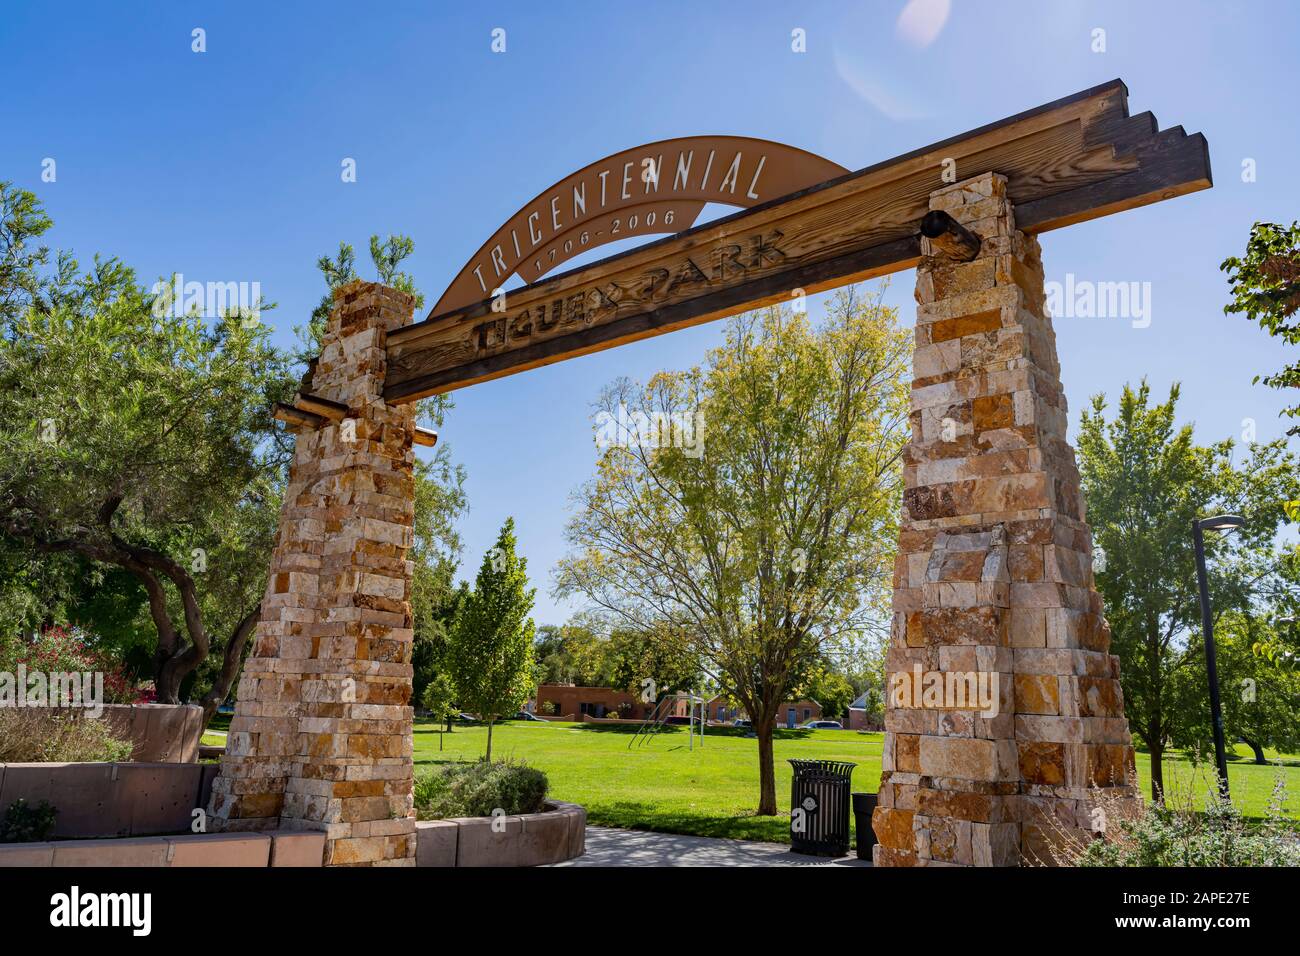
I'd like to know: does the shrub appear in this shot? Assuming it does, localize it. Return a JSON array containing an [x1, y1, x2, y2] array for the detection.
[[0, 798, 58, 843], [1068, 777, 1300, 867], [10, 625, 142, 704], [0, 708, 133, 763], [415, 759, 549, 820]]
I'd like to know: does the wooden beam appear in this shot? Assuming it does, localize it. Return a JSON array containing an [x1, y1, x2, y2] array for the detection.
[[413, 426, 438, 448], [273, 402, 327, 431], [385, 80, 1210, 403], [294, 392, 348, 422]]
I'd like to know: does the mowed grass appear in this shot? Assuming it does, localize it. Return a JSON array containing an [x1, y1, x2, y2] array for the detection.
[[413, 719, 1300, 843]]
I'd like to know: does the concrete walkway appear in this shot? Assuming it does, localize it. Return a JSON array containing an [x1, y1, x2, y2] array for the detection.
[[551, 826, 871, 867]]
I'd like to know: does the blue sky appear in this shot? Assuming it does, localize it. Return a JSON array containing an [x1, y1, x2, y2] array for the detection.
[[2, 1, 1296, 624]]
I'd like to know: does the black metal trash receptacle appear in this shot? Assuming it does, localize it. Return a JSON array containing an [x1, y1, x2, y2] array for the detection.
[[852, 791, 878, 860], [788, 759, 856, 856]]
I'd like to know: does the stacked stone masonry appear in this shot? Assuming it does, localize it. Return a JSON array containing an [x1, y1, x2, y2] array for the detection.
[[872, 173, 1141, 867], [208, 280, 420, 866]]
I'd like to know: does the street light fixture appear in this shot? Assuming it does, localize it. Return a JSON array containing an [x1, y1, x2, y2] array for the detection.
[[1192, 513, 1244, 799]]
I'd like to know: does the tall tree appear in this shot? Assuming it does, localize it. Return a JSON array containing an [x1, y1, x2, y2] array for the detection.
[[604, 623, 703, 700], [800, 665, 855, 721], [0, 238, 296, 710], [1182, 612, 1300, 765], [1222, 220, 1300, 537], [447, 518, 537, 760], [556, 287, 909, 814], [1221, 220, 1300, 435], [1076, 380, 1299, 799]]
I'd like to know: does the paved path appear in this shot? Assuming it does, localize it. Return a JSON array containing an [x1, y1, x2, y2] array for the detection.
[[551, 826, 871, 867]]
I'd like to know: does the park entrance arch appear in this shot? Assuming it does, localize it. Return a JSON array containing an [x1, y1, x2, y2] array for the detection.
[[209, 79, 1211, 866]]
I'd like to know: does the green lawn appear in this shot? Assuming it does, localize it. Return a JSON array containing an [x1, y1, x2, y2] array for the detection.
[[200, 712, 232, 748], [413, 718, 1300, 843]]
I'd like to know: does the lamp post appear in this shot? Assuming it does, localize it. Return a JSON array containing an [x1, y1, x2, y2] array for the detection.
[[1192, 514, 1244, 799]]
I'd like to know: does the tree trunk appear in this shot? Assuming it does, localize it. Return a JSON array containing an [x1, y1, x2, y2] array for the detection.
[[155, 666, 183, 705], [199, 605, 261, 726], [486, 718, 494, 762], [1148, 739, 1165, 804], [1241, 736, 1267, 765], [756, 724, 777, 815]]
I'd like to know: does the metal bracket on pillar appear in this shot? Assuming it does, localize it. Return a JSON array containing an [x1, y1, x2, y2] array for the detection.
[[919, 210, 982, 262]]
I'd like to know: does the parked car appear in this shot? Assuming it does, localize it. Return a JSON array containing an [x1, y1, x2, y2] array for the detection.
[[732, 718, 752, 729], [801, 720, 843, 730], [512, 711, 546, 721]]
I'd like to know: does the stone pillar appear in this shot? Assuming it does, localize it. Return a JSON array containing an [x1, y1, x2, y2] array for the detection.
[[209, 280, 419, 867], [872, 173, 1140, 867]]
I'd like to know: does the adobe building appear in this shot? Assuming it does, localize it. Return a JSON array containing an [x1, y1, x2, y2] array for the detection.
[[704, 696, 823, 727], [533, 683, 678, 720]]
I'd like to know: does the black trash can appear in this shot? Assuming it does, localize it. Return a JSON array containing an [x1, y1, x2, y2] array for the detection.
[[852, 791, 878, 860], [788, 759, 856, 856]]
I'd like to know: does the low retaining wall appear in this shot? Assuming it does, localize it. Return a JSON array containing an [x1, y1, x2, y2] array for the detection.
[[416, 800, 585, 867], [0, 830, 324, 867], [22, 703, 205, 763], [0, 761, 218, 838]]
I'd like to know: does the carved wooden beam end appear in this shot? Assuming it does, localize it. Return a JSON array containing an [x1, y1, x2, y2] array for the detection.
[[273, 392, 349, 432], [919, 210, 982, 262], [413, 427, 439, 448], [273, 402, 327, 431], [294, 392, 348, 422]]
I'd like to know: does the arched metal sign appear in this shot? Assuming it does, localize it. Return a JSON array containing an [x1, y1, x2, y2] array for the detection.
[[431, 136, 850, 315]]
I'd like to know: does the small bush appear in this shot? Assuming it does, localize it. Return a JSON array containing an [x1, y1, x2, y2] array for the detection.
[[1070, 777, 1300, 867], [0, 709, 133, 763], [415, 759, 549, 820], [0, 798, 58, 843], [10, 625, 142, 703]]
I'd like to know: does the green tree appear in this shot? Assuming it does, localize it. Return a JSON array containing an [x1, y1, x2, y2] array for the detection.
[[604, 623, 703, 699], [299, 234, 424, 360], [533, 618, 606, 686], [800, 666, 855, 721], [1077, 380, 1299, 799], [1170, 552, 1300, 766], [447, 518, 537, 760], [0, 182, 53, 329], [0, 207, 297, 709], [420, 668, 461, 735], [1221, 220, 1300, 435], [1221, 220, 1300, 540], [1210, 616, 1300, 764], [533, 624, 578, 686], [556, 287, 909, 814]]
